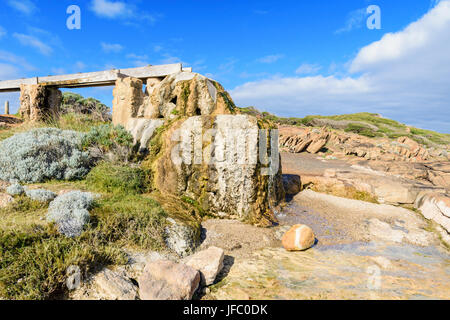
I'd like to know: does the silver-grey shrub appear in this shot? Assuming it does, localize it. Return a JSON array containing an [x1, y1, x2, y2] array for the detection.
[[6, 183, 25, 196], [25, 188, 57, 202], [0, 128, 92, 183], [46, 191, 94, 238]]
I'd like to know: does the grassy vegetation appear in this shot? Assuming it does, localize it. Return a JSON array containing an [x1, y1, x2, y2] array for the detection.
[[0, 115, 173, 299], [0, 112, 108, 143], [306, 183, 379, 204], [85, 162, 148, 195], [0, 169, 168, 299], [344, 123, 384, 138], [239, 107, 450, 147]]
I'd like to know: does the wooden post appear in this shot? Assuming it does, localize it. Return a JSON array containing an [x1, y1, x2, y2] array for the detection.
[[4, 100, 9, 115]]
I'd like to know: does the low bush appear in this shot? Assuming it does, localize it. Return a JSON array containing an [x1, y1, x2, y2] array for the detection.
[[6, 183, 24, 196], [85, 162, 147, 195], [25, 189, 57, 203], [61, 92, 111, 122], [344, 123, 383, 138], [0, 128, 92, 183], [82, 124, 134, 162], [46, 191, 95, 238]]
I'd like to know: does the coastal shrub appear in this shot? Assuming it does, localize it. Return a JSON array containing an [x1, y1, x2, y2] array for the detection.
[[6, 183, 25, 196], [82, 124, 134, 162], [0, 128, 92, 183], [46, 191, 94, 238], [25, 189, 56, 203], [61, 92, 111, 122], [85, 162, 147, 194], [344, 123, 383, 138]]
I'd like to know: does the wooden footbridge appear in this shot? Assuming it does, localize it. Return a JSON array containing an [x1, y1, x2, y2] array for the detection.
[[0, 63, 191, 93]]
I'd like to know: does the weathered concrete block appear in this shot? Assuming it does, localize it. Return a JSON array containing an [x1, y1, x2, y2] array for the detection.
[[112, 77, 144, 127], [19, 84, 61, 121]]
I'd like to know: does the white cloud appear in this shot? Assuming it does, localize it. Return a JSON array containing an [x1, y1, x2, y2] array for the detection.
[[257, 54, 284, 64], [101, 42, 123, 53], [0, 63, 20, 80], [335, 8, 367, 34], [127, 53, 148, 60], [13, 33, 52, 55], [7, 0, 37, 16], [0, 50, 36, 71], [90, 0, 157, 24], [74, 61, 87, 71], [91, 0, 132, 19], [51, 68, 66, 75], [231, 1, 450, 132], [296, 63, 322, 75]]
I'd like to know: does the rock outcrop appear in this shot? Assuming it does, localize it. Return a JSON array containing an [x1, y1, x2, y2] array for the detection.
[[279, 127, 330, 154], [416, 193, 450, 233], [279, 126, 441, 163]]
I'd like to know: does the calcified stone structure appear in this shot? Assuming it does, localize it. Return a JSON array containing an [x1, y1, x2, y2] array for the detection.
[[112, 71, 285, 225], [19, 84, 62, 121]]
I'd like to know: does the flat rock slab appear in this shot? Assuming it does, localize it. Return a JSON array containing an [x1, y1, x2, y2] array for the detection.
[[138, 260, 200, 300], [93, 268, 138, 300], [184, 246, 224, 286]]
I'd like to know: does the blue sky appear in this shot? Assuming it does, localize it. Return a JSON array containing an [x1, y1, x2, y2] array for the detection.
[[0, 0, 449, 132]]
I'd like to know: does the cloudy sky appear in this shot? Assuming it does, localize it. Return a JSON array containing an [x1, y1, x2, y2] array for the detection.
[[0, 0, 448, 132]]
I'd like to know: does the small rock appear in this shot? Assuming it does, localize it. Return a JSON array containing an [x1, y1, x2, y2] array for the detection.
[[282, 174, 302, 195], [66, 265, 82, 291], [0, 193, 13, 208], [93, 268, 138, 300], [165, 217, 199, 257], [184, 246, 224, 286], [138, 260, 200, 300], [282, 224, 315, 251]]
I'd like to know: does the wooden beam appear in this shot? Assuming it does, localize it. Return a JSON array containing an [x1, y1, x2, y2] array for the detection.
[[0, 64, 184, 92]]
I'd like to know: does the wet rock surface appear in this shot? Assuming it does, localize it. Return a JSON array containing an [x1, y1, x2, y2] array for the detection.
[[205, 192, 449, 300]]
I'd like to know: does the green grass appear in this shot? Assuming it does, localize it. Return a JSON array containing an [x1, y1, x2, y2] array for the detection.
[[85, 162, 148, 195], [86, 194, 168, 250], [0, 228, 126, 300], [344, 123, 384, 138]]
